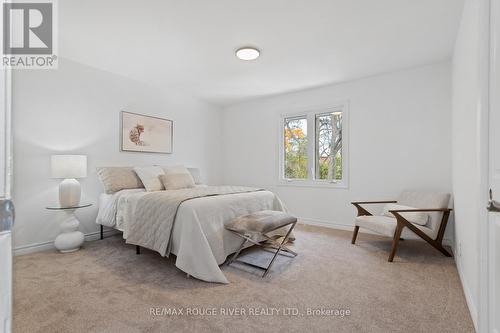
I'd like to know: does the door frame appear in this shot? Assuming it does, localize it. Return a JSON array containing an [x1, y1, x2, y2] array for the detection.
[[2, 69, 12, 200], [0, 57, 12, 333], [0, 0, 12, 200], [478, 0, 495, 332]]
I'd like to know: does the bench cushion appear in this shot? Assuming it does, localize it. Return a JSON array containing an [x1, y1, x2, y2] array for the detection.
[[225, 210, 297, 235]]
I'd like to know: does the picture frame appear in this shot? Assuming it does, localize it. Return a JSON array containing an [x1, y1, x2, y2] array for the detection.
[[120, 111, 173, 154]]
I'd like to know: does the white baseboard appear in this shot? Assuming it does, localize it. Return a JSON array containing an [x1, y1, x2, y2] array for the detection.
[[13, 228, 120, 256], [298, 217, 454, 247], [298, 217, 359, 232], [452, 247, 478, 332]]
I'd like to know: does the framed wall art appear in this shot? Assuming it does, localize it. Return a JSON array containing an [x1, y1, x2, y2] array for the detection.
[[121, 111, 173, 153]]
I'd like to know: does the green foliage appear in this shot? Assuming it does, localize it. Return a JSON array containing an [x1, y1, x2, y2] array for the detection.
[[318, 153, 342, 180], [285, 151, 308, 179], [284, 118, 308, 179], [284, 133, 308, 179], [284, 113, 342, 181]]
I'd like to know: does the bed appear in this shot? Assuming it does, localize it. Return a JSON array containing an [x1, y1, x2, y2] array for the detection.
[[95, 186, 287, 284]]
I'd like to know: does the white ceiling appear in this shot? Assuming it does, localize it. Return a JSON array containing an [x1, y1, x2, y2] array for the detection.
[[59, 0, 464, 106]]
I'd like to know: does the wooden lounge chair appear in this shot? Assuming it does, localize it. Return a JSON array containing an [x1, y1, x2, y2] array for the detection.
[[351, 191, 452, 262]]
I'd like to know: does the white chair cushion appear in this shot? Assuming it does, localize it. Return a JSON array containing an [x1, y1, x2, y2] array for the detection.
[[382, 203, 429, 226], [397, 191, 450, 234], [354, 215, 434, 239]]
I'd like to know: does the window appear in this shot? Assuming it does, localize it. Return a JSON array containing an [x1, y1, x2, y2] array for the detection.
[[283, 116, 308, 179], [280, 103, 348, 187]]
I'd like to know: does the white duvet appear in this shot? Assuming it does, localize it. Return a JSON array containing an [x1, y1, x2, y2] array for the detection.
[[96, 188, 286, 283]]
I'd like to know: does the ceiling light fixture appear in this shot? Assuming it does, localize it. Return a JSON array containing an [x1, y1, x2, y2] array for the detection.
[[235, 47, 260, 61]]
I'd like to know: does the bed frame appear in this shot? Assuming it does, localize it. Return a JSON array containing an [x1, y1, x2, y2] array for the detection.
[[100, 225, 141, 254]]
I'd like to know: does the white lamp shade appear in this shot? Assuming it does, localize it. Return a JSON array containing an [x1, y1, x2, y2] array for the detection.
[[51, 155, 87, 179]]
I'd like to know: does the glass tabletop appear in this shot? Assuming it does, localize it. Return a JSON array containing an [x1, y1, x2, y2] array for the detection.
[[45, 203, 92, 210]]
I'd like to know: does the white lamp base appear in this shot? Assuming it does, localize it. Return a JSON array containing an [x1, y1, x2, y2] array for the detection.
[[54, 209, 84, 253], [59, 178, 81, 208]]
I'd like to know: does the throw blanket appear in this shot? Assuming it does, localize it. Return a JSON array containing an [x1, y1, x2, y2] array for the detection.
[[125, 186, 263, 256]]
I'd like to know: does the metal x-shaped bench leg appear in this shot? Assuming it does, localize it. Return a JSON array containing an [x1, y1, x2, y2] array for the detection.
[[227, 238, 248, 266], [262, 222, 296, 277], [227, 222, 298, 277]]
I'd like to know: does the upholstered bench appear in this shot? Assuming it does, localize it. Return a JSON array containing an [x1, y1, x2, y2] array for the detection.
[[225, 210, 297, 277]]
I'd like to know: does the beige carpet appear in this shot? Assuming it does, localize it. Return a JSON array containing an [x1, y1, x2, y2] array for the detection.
[[13, 225, 474, 333]]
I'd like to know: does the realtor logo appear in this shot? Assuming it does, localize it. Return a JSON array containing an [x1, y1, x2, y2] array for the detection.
[[2, 0, 57, 69]]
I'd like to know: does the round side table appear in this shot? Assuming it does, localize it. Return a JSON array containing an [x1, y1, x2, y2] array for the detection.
[[46, 203, 92, 253]]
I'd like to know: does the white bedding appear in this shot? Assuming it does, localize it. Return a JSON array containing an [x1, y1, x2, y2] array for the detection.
[[96, 188, 286, 283], [96, 189, 144, 229]]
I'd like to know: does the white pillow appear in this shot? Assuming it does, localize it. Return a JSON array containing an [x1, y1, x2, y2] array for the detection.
[[96, 167, 144, 194], [133, 166, 165, 192], [161, 165, 187, 174], [160, 166, 203, 184], [187, 168, 202, 184], [382, 203, 429, 226], [160, 165, 195, 190]]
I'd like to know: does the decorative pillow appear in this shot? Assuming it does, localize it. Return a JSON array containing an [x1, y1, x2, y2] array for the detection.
[[133, 166, 165, 192], [187, 168, 202, 184], [96, 167, 144, 194], [161, 165, 187, 174], [382, 203, 429, 226], [160, 165, 195, 190]]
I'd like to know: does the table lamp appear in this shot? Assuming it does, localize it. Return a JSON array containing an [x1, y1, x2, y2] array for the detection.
[[51, 155, 87, 207]]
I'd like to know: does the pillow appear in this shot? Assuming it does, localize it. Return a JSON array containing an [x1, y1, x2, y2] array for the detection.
[[161, 165, 187, 174], [133, 166, 165, 192], [382, 203, 429, 226], [96, 167, 144, 194], [160, 165, 195, 190], [187, 168, 202, 184], [160, 166, 203, 184]]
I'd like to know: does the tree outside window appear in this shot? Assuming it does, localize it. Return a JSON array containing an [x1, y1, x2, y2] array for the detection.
[[284, 117, 307, 179], [281, 105, 347, 187]]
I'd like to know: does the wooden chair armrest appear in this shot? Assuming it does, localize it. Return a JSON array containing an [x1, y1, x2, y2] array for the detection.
[[389, 213, 435, 242], [389, 208, 453, 213], [351, 201, 397, 217], [351, 200, 397, 205], [388, 209, 453, 258]]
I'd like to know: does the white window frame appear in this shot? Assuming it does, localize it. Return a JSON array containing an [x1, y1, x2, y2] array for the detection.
[[278, 101, 349, 188]]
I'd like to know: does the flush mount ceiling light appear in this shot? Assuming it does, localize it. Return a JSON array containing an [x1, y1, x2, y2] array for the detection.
[[235, 47, 260, 61]]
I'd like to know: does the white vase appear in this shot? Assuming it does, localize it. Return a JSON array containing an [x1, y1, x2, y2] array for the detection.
[[54, 209, 84, 252], [59, 178, 81, 207]]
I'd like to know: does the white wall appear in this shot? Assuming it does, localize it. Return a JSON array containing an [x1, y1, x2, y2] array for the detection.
[[0, 69, 10, 199], [0, 70, 5, 199], [222, 62, 452, 233], [11, 58, 223, 251], [451, 0, 481, 326]]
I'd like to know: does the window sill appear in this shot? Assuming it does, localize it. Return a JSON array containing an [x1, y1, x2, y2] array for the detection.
[[277, 180, 348, 189]]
